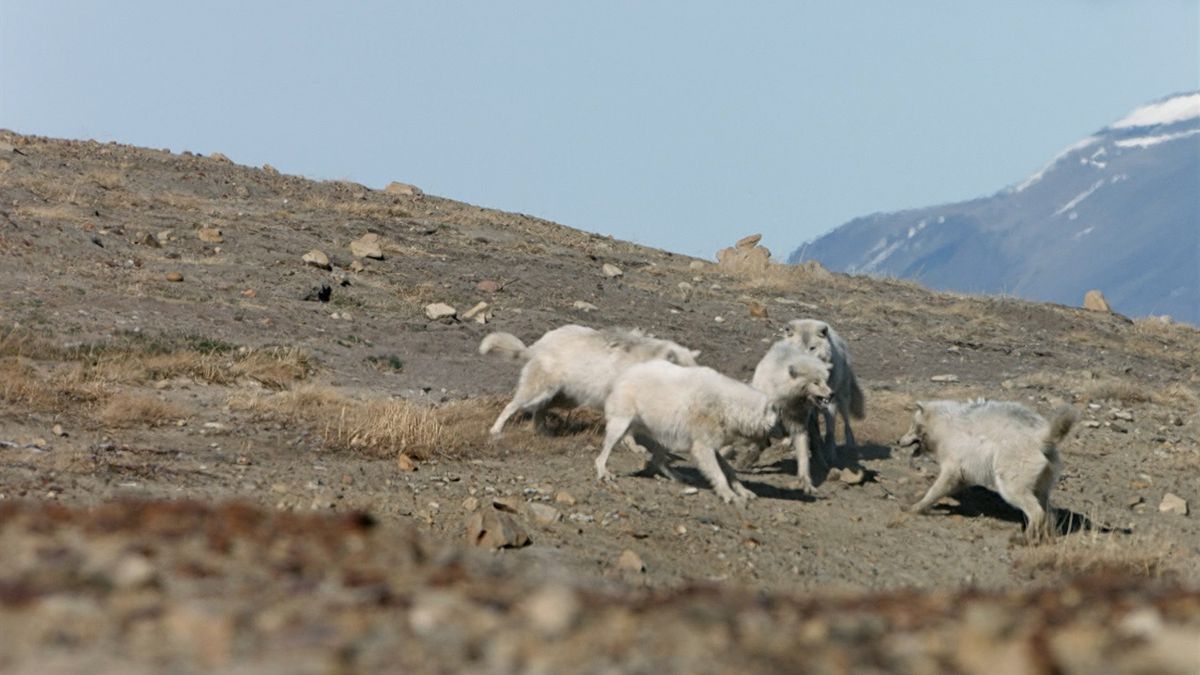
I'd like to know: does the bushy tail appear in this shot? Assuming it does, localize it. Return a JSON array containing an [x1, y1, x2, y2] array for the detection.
[[479, 332, 529, 361], [1044, 405, 1080, 449], [848, 375, 866, 420]]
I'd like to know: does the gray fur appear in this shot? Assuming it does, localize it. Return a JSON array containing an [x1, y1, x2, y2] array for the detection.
[[783, 319, 865, 461], [898, 399, 1080, 542]]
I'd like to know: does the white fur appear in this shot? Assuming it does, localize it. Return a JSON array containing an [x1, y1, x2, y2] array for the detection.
[[783, 319, 865, 460], [480, 324, 700, 437], [898, 399, 1079, 542], [595, 358, 831, 505], [748, 341, 833, 491]]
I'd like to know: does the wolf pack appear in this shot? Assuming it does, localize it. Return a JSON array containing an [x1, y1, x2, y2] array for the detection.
[[480, 319, 1079, 543]]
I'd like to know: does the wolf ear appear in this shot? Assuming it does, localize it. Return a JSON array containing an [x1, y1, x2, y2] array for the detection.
[[690, 349, 701, 359], [817, 324, 829, 337]]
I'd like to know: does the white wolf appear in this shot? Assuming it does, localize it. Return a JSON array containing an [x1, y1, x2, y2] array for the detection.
[[783, 319, 865, 459], [898, 399, 1079, 542], [479, 324, 701, 437], [595, 358, 831, 505], [744, 340, 834, 491]]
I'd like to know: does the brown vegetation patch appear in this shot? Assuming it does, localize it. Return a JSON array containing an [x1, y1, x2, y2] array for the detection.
[[1015, 528, 1177, 579], [97, 392, 187, 428]]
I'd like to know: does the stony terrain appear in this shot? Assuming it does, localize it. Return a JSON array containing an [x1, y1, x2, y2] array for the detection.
[[1, 130, 1198, 673]]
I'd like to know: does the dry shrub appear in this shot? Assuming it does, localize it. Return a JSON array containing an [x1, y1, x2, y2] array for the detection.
[[86, 168, 125, 190], [232, 385, 459, 459], [97, 392, 185, 428], [1015, 528, 1176, 579], [0, 358, 105, 411], [73, 345, 311, 389], [1083, 378, 1152, 406], [1082, 377, 1200, 410]]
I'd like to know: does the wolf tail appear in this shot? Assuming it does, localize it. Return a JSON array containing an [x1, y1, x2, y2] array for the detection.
[[479, 332, 529, 361], [1043, 405, 1080, 450], [848, 374, 866, 420]]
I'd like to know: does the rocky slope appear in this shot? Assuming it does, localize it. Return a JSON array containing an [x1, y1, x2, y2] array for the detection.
[[1, 130, 1198, 673]]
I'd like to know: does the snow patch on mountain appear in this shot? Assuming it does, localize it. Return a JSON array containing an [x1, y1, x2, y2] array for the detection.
[[1055, 179, 1105, 216], [1114, 128, 1200, 149], [1110, 93, 1200, 129]]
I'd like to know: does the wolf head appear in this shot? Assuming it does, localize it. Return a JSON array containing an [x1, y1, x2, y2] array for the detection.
[[783, 319, 833, 363], [768, 353, 832, 407], [898, 403, 929, 456]]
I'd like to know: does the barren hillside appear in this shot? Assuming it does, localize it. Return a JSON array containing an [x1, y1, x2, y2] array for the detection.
[[1, 130, 1198, 673]]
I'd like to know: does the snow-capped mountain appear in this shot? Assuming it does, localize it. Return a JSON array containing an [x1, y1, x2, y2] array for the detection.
[[789, 92, 1200, 324]]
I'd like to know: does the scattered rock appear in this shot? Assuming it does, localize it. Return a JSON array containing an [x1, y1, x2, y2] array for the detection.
[[1112, 410, 1134, 422], [303, 249, 332, 270], [527, 503, 562, 525], [156, 229, 173, 246], [462, 301, 491, 324], [1083, 290, 1112, 312], [688, 260, 707, 270], [349, 259, 365, 273], [209, 152, 231, 163], [676, 282, 694, 302], [931, 374, 960, 383], [396, 454, 417, 472], [1170, 415, 1184, 427], [476, 279, 502, 293], [241, 289, 256, 298], [1159, 493, 1188, 516], [111, 553, 157, 589], [736, 233, 763, 249], [385, 181, 423, 196], [349, 233, 385, 259], [461, 496, 479, 512], [573, 300, 598, 312], [1083, 420, 1102, 428], [165, 272, 184, 282], [747, 300, 769, 319], [1127, 496, 1145, 509], [466, 509, 531, 549], [197, 227, 223, 243], [522, 584, 580, 637], [424, 302, 457, 321], [681, 486, 699, 496], [138, 231, 161, 248], [554, 491, 577, 507], [302, 283, 332, 302], [601, 263, 624, 278], [262, 164, 279, 176], [715, 244, 771, 274], [839, 467, 866, 485], [617, 549, 645, 573], [51, 424, 66, 437]]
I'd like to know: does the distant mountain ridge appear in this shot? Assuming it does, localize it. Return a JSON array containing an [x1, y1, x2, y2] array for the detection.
[[789, 92, 1200, 324]]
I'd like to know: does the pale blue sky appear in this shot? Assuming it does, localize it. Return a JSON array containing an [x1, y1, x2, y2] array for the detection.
[[2, 2, 1197, 258]]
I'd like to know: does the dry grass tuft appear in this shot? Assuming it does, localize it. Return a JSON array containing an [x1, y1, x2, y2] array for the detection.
[[231, 385, 479, 460], [0, 358, 105, 411], [1015, 528, 1176, 579], [97, 392, 186, 428]]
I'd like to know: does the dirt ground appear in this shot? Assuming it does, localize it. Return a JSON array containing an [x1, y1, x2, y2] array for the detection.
[[1, 130, 1198, 673]]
